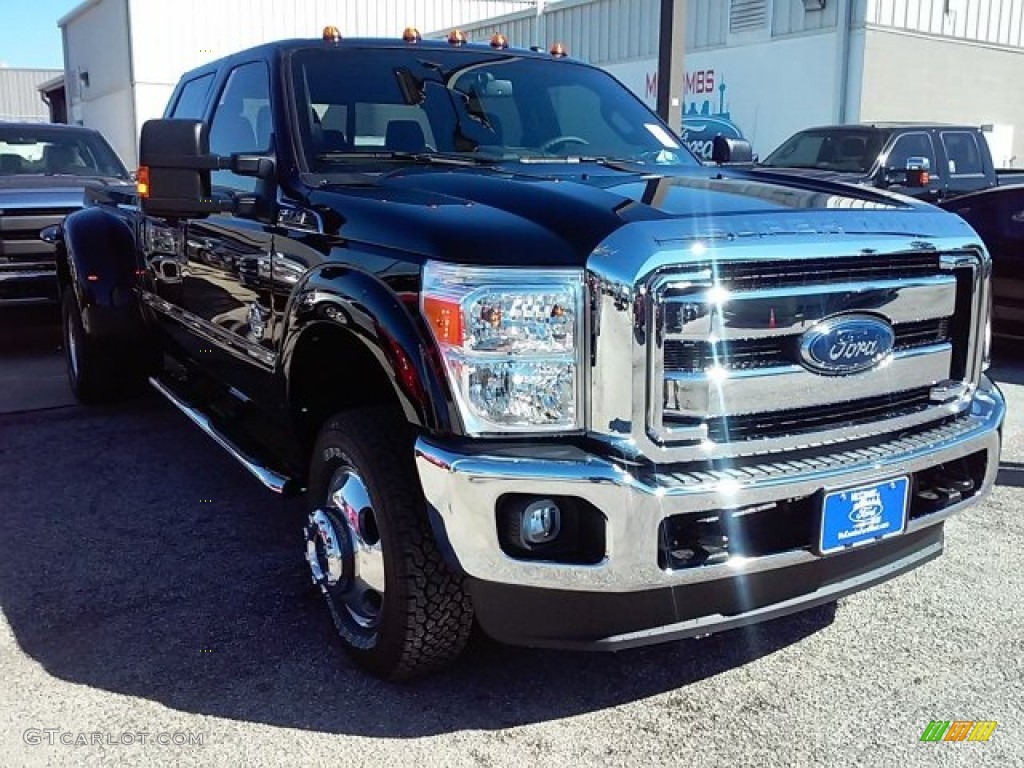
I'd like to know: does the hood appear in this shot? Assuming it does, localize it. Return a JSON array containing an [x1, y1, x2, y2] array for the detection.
[[306, 163, 957, 267], [0, 175, 134, 212], [748, 165, 872, 186]]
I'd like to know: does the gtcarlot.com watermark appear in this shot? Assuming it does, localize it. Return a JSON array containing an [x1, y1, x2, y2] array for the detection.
[[24, 729, 205, 747]]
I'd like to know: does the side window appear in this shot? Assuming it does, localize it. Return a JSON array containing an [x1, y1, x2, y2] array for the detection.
[[169, 73, 215, 119], [941, 131, 984, 176], [208, 61, 271, 193], [886, 132, 936, 174]]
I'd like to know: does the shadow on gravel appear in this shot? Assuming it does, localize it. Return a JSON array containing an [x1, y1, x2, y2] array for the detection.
[[0, 401, 835, 737]]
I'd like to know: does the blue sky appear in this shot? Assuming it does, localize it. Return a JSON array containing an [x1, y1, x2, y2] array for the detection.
[[0, 0, 82, 69]]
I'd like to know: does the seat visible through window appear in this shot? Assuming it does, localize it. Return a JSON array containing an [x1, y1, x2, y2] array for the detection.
[[385, 120, 426, 153]]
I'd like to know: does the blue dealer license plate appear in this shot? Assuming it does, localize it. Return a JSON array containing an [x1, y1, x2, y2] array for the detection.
[[819, 477, 909, 555]]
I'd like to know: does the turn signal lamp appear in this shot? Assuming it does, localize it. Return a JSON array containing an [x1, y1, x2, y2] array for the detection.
[[403, 27, 421, 43], [423, 296, 463, 345], [490, 33, 508, 49], [447, 28, 467, 46], [549, 41, 568, 57], [136, 166, 150, 198], [323, 26, 342, 43]]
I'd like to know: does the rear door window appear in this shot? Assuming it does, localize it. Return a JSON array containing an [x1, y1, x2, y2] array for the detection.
[[940, 131, 985, 177], [169, 73, 215, 119]]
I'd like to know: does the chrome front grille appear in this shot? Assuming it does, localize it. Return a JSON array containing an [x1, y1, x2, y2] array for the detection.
[[663, 318, 952, 373], [0, 208, 70, 302], [646, 251, 979, 456], [698, 387, 935, 442], [0, 208, 71, 264], [701, 252, 942, 290]]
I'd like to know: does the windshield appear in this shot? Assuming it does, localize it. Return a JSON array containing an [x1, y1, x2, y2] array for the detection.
[[0, 126, 129, 179], [761, 129, 883, 174], [290, 47, 696, 172]]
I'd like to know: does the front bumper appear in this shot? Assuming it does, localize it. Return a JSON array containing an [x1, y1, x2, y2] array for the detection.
[[0, 266, 57, 305], [415, 377, 1004, 649]]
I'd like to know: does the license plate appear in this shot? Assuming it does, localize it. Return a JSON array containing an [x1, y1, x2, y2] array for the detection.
[[819, 477, 909, 555]]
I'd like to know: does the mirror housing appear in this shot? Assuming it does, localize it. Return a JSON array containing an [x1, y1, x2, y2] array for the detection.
[[883, 155, 930, 188], [711, 135, 754, 165], [138, 119, 275, 219], [139, 119, 219, 218]]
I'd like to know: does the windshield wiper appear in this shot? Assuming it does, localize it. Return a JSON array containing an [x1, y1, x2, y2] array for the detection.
[[516, 155, 646, 172], [314, 151, 496, 167]]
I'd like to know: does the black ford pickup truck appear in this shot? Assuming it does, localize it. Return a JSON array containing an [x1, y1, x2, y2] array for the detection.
[[758, 123, 1024, 202], [56, 31, 1004, 679]]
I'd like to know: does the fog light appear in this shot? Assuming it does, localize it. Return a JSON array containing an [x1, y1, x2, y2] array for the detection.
[[521, 499, 561, 545]]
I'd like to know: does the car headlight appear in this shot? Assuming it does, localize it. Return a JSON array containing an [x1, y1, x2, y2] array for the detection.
[[421, 260, 585, 435]]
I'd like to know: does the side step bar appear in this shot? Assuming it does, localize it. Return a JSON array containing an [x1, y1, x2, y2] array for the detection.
[[149, 377, 302, 496]]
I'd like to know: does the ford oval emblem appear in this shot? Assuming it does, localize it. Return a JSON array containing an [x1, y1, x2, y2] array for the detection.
[[799, 315, 895, 376]]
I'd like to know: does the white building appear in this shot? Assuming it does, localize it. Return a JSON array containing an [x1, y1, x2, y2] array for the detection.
[[453, 0, 1024, 165], [0, 68, 63, 122], [59, 0, 537, 166]]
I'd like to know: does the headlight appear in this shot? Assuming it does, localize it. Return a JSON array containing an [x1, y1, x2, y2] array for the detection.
[[421, 261, 585, 434]]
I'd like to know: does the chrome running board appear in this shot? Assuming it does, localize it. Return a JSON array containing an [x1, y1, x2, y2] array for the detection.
[[149, 377, 301, 496]]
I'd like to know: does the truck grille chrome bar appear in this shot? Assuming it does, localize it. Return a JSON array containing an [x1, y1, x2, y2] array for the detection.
[[644, 250, 983, 457]]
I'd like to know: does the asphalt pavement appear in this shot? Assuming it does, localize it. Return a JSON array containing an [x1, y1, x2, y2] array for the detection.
[[0, 306, 1021, 767]]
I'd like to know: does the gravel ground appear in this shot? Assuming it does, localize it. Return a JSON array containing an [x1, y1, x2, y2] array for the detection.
[[0, 313, 1021, 767]]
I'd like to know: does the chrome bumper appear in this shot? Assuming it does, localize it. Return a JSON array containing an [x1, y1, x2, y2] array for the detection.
[[415, 377, 1003, 595]]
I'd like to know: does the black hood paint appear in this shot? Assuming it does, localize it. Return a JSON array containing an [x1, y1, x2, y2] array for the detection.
[[306, 163, 922, 267]]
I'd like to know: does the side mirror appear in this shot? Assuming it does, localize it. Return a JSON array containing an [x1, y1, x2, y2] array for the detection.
[[883, 155, 931, 188], [138, 119, 275, 219], [139, 119, 219, 219], [711, 135, 754, 165]]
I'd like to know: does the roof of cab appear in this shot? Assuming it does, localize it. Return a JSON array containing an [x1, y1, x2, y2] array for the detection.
[[177, 36, 567, 81]]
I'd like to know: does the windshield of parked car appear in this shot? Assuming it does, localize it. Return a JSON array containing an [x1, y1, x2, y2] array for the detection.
[[0, 126, 129, 179], [761, 129, 883, 174], [290, 47, 696, 173]]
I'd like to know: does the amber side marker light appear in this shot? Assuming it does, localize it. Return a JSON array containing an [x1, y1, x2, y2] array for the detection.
[[403, 27, 421, 43], [323, 26, 342, 43], [448, 29, 467, 46], [549, 41, 568, 57], [136, 166, 150, 198], [490, 33, 508, 49], [423, 296, 463, 345]]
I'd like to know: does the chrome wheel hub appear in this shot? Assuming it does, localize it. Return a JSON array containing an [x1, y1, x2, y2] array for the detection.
[[305, 467, 385, 629]]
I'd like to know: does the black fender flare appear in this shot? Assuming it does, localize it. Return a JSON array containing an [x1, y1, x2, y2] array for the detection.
[[280, 263, 457, 434], [61, 206, 144, 341]]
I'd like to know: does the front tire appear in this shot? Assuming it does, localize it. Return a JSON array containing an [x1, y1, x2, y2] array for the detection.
[[305, 407, 473, 680], [62, 290, 119, 403]]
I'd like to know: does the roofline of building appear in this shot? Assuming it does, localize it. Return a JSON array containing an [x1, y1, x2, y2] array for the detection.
[[58, 0, 108, 29], [36, 75, 66, 92]]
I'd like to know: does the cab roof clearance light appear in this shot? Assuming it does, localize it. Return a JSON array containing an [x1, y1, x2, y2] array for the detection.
[[448, 29, 468, 46], [322, 26, 342, 43], [490, 33, 509, 49], [403, 27, 421, 43], [549, 42, 568, 57]]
